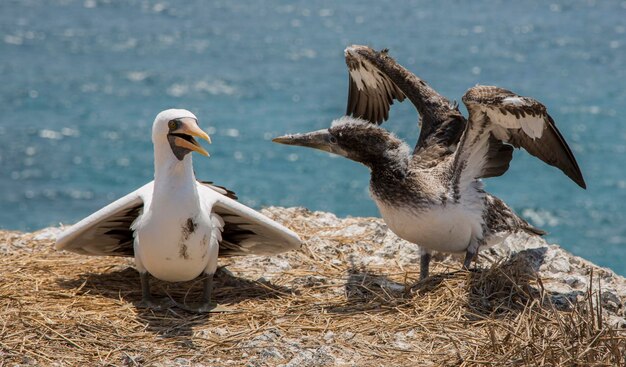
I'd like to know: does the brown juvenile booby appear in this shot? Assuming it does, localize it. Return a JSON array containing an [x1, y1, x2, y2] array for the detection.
[[273, 45, 585, 279], [56, 109, 301, 312]]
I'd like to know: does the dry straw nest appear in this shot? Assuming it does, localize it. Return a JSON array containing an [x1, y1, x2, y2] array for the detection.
[[0, 208, 624, 366]]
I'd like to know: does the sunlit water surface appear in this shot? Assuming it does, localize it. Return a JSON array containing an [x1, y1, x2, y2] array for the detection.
[[1, 0, 624, 273]]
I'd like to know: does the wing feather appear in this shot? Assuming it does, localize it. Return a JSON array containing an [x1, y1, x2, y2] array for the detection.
[[197, 185, 302, 257], [344, 45, 466, 166], [345, 55, 405, 125], [55, 183, 152, 257], [57, 180, 299, 259], [198, 180, 238, 200], [452, 85, 586, 197]]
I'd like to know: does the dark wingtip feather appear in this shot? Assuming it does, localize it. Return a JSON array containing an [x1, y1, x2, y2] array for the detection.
[[198, 181, 239, 200], [546, 115, 587, 190], [573, 175, 587, 189]]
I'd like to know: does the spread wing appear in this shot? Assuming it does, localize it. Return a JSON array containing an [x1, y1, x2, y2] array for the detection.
[[197, 185, 302, 257], [344, 45, 466, 164], [55, 183, 152, 257], [56, 180, 252, 258], [452, 85, 586, 197]]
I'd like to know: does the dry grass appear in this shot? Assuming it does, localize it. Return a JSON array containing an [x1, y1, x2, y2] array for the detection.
[[0, 209, 624, 366]]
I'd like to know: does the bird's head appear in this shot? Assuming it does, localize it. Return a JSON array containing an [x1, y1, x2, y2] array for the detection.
[[152, 109, 211, 161], [273, 116, 409, 169]]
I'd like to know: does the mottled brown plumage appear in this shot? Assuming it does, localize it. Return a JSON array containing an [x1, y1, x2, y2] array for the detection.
[[274, 46, 586, 279]]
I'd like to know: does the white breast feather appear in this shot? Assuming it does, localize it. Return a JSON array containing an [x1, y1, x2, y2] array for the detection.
[[374, 197, 484, 254]]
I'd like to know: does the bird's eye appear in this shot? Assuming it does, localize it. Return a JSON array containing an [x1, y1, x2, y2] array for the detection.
[[329, 135, 338, 144], [168, 120, 177, 130]]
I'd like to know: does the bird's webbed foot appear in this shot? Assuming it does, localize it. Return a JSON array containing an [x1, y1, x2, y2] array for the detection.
[[172, 273, 232, 313], [137, 272, 177, 310]]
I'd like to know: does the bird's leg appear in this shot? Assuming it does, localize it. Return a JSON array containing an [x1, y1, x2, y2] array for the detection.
[[140, 271, 152, 303], [462, 238, 483, 270], [194, 272, 230, 312], [137, 272, 174, 310], [419, 252, 432, 280], [172, 273, 230, 313], [201, 272, 214, 306], [462, 250, 476, 269]]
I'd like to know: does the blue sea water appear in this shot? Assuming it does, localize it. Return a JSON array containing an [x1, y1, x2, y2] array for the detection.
[[1, 0, 625, 273]]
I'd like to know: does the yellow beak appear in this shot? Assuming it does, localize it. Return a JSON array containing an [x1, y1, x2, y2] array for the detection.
[[171, 118, 211, 156]]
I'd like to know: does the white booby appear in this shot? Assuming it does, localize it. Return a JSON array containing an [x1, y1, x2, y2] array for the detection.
[[56, 109, 301, 312], [273, 45, 585, 280]]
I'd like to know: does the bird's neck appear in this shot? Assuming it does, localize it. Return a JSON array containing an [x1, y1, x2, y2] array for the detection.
[[367, 149, 410, 180], [152, 145, 198, 207]]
